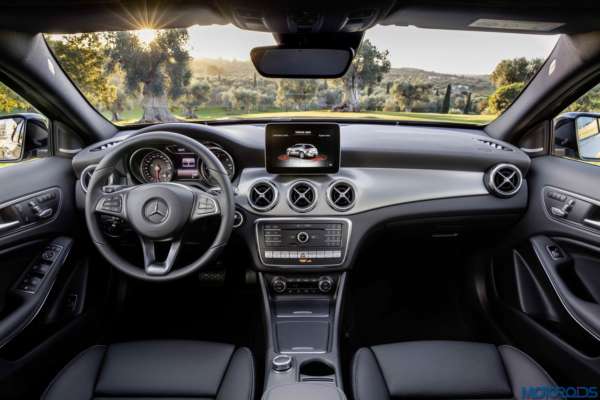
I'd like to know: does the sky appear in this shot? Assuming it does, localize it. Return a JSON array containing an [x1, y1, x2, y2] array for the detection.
[[187, 24, 559, 76]]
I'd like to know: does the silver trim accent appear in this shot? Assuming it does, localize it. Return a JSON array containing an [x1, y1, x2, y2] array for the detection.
[[287, 180, 318, 213], [79, 164, 98, 193], [0, 220, 20, 232], [255, 217, 352, 268], [520, 147, 544, 153], [583, 218, 600, 229], [233, 210, 245, 228], [326, 179, 357, 211], [485, 163, 523, 198], [58, 147, 82, 154], [248, 180, 279, 212], [236, 168, 488, 216]]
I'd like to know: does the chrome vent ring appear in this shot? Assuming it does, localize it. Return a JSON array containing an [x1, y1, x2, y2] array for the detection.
[[485, 163, 523, 198], [80, 164, 98, 193], [287, 181, 318, 212], [327, 180, 357, 211], [248, 180, 278, 211]]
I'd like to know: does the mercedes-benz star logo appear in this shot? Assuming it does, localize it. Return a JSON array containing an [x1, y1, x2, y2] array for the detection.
[[144, 198, 169, 224]]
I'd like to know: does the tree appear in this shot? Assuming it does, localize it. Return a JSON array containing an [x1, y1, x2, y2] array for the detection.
[[46, 33, 117, 112], [463, 92, 472, 114], [107, 88, 129, 122], [179, 81, 211, 118], [487, 82, 525, 114], [106, 29, 191, 122], [223, 87, 258, 112], [390, 82, 432, 112], [340, 39, 391, 111], [276, 80, 318, 111], [0, 83, 29, 113], [490, 58, 543, 87], [441, 84, 452, 114]]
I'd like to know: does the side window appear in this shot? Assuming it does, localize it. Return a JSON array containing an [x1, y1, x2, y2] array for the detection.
[[553, 83, 600, 165], [0, 82, 49, 168]]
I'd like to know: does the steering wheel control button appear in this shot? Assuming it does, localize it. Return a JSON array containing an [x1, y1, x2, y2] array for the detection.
[[296, 231, 310, 244], [100, 195, 123, 213], [143, 198, 169, 224], [272, 355, 293, 372], [195, 195, 218, 217]]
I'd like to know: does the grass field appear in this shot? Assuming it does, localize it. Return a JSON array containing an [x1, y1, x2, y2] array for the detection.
[[106, 106, 496, 126]]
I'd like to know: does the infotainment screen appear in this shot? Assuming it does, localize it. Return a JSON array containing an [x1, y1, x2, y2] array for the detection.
[[265, 123, 340, 174]]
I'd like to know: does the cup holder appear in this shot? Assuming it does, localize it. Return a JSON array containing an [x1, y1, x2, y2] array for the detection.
[[300, 359, 335, 383]]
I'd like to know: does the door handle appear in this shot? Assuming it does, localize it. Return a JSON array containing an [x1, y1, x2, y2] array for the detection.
[[0, 220, 20, 233], [583, 218, 600, 229]]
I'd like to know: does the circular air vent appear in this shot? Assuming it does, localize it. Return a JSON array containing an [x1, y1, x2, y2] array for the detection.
[[327, 180, 357, 211], [287, 181, 318, 212], [80, 164, 97, 193], [248, 180, 278, 211], [484, 163, 523, 198]]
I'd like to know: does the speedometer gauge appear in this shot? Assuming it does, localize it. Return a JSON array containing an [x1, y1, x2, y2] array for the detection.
[[141, 150, 174, 183], [201, 147, 235, 183]]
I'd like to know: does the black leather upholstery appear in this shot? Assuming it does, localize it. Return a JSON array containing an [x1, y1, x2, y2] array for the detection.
[[352, 340, 557, 400], [43, 340, 254, 400]]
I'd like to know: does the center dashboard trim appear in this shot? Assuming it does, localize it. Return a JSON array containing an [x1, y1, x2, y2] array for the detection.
[[255, 217, 352, 268]]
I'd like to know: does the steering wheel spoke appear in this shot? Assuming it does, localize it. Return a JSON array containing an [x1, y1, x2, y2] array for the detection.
[[190, 187, 221, 221], [94, 186, 132, 220], [140, 235, 183, 276]]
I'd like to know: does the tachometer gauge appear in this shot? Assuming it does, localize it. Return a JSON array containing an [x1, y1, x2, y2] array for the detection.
[[140, 150, 174, 183], [201, 147, 236, 183]]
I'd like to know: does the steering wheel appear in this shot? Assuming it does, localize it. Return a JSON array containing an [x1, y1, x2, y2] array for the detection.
[[85, 131, 235, 281]]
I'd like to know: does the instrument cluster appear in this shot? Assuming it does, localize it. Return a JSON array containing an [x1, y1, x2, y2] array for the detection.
[[128, 142, 235, 185]]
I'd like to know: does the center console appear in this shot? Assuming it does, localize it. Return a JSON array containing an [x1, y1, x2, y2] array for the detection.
[[257, 123, 348, 400], [256, 218, 351, 267], [259, 271, 346, 399]]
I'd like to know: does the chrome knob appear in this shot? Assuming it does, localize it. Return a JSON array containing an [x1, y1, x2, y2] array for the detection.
[[296, 231, 310, 244], [272, 354, 293, 372]]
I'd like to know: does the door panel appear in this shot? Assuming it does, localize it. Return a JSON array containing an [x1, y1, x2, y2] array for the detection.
[[0, 157, 74, 247], [491, 155, 600, 384], [0, 156, 89, 399]]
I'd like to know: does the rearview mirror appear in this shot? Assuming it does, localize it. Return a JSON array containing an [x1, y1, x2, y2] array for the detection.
[[250, 46, 353, 78], [575, 115, 600, 161], [0, 116, 26, 162]]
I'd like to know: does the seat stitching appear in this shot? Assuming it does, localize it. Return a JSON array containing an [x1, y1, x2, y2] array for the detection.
[[370, 348, 391, 400], [242, 347, 255, 400], [499, 345, 558, 386], [215, 344, 237, 399], [351, 348, 364, 400], [41, 344, 107, 400], [91, 343, 110, 396]]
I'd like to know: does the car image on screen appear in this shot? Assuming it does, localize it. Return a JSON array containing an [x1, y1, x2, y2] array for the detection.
[[286, 143, 319, 159]]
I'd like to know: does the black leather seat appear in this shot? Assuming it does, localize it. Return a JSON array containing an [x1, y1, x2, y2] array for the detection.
[[352, 340, 557, 400], [43, 340, 254, 400]]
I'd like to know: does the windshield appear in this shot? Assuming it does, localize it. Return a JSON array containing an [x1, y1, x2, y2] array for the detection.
[[45, 25, 558, 126]]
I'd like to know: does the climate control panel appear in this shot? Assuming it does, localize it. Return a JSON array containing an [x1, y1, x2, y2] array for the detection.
[[270, 275, 336, 295], [256, 219, 350, 267]]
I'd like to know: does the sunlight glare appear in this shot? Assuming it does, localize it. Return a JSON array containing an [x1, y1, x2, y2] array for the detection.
[[136, 28, 157, 47]]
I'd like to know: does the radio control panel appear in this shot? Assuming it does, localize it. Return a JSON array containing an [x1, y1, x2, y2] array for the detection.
[[255, 219, 350, 267]]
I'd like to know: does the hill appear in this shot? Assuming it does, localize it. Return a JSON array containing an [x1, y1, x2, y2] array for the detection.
[[190, 58, 494, 95]]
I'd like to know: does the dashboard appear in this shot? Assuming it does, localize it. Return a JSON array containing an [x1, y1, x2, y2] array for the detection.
[[72, 122, 531, 271]]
